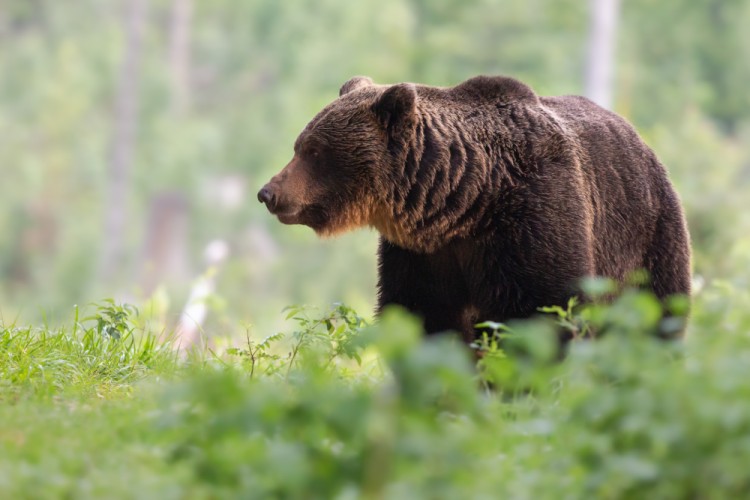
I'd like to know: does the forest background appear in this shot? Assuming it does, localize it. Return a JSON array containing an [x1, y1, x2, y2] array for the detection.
[[1, 0, 748, 339]]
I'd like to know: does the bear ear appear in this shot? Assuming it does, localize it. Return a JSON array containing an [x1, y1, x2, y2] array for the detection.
[[372, 83, 417, 133], [339, 76, 374, 97]]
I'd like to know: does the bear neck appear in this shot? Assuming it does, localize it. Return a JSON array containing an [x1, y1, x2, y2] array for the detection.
[[372, 106, 522, 253]]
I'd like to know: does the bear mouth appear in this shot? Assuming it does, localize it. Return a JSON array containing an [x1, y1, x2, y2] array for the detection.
[[265, 202, 329, 232], [275, 209, 302, 225], [262, 199, 303, 225]]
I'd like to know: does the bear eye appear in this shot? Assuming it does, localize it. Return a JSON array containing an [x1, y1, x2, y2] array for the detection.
[[305, 145, 321, 160]]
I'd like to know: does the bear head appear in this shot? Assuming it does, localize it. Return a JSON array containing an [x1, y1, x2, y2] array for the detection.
[[258, 77, 418, 239]]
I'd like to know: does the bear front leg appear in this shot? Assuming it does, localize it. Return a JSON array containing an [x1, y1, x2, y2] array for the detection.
[[376, 238, 473, 339]]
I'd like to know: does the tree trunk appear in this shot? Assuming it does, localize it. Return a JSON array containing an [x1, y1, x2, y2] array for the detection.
[[585, 0, 620, 110], [99, 0, 147, 284], [139, 192, 190, 296], [168, 0, 192, 113]]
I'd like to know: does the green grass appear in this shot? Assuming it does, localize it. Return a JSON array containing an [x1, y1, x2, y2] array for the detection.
[[0, 302, 178, 401], [2, 286, 750, 499]]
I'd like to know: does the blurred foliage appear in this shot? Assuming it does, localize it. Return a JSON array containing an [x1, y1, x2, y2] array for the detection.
[[3, 284, 750, 497], [0, 0, 749, 338]]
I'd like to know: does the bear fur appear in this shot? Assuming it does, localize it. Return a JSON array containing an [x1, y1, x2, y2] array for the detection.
[[258, 75, 691, 342]]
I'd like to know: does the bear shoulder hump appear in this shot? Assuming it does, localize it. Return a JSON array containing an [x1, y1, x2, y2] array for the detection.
[[450, 75, 538, 105]]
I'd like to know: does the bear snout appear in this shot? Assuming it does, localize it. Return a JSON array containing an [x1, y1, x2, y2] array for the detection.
[[257, 182, 305, 225], [257, 185, 277, 210], [258, 157, 314, 221]]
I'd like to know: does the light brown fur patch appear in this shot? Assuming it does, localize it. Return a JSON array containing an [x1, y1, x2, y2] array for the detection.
[[316, 194, 379, 238], [369, 206, 412, 249]]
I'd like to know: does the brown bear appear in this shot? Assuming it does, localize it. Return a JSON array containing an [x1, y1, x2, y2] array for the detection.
[[258, 75, 691, 342]]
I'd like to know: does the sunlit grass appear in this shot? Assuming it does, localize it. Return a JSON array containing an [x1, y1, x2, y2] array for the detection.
[[0, 303, 178, 401]]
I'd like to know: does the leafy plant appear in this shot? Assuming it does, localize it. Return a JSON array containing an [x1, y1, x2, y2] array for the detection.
[[283, 302, 369, 370], [225, 330, 285, 378], [538, 296, 593, 340], [225, 303, 369, 379], [84, 299, 139, 341]]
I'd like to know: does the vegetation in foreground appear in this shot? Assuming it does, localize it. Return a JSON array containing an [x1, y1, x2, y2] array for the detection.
[[2, 282, 750, 499]]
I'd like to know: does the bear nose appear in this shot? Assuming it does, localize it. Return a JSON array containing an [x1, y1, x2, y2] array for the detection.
[[257, 185, 276, 209]]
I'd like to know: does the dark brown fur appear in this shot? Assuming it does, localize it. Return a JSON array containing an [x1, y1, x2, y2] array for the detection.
[[258, 75, 692, 341]]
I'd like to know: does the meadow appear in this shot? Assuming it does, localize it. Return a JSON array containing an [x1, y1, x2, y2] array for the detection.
[[3, 279, 750, 499]]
